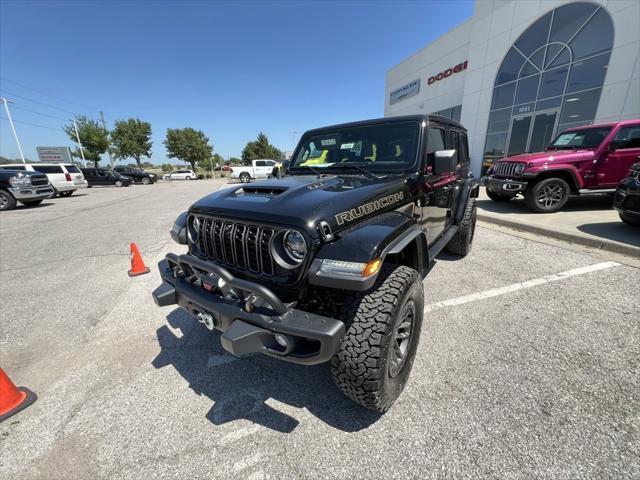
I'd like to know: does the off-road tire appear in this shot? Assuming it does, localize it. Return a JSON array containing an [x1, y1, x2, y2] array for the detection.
[[619, 211, 640, 226], [240, 172, 251, 183], [445, 198, 477, 256], [0, 190, 17, 211], [20, 199, 43, 207], [524, 177, 570, 213], [486, 188, 513, 202], [142, 177, 151, 185], [331, 265, 424, 412]]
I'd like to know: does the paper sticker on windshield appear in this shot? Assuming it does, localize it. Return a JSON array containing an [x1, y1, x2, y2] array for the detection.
[[554, 133, 575, 145], [321, 138, 336, 146]]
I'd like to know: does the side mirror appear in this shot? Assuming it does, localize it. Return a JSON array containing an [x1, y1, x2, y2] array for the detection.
[[433, 150, 457, 174]]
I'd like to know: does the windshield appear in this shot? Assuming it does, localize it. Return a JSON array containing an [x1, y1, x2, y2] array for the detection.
[[548, 126, 612, 150], [289, 121, 420, 173]]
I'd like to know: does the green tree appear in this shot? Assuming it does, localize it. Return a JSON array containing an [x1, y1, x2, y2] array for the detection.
[[161, 163, 173, 173], [63, 116, 109, 167], [164, 128, 213, 171], [228, 157, 242, 166], [241, 133, 282, 165], [110, 118, 153, 166]]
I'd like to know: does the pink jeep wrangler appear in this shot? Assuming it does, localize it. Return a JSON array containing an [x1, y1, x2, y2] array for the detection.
[[485, 120, 640, 212]]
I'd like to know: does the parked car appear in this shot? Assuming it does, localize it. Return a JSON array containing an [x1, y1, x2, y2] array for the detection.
[[613, 160, 640, 225], [153, 115, 479, 412], [113, 166, 157, 184], [0, 163, 88, 197], [229, 159, 278, 183], [485, 120, 640, 212], [0, 169, 54, 211], [164, 169, 196, 181], [81, 168, 132, 187]]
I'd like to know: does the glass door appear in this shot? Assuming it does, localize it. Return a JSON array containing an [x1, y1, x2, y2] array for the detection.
[[528, 111, 558, 153], [507, 116, 532, 156]]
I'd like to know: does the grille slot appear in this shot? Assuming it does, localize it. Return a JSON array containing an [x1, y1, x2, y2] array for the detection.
[[30, 174, 49, 187], [494, 162, 519, 178], [193, 216, 276, 276]]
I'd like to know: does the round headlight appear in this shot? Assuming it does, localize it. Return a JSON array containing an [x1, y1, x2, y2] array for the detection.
[[187, 216, 200, 244], [283, 230, 307, 262], [515, 163, 526, 174]]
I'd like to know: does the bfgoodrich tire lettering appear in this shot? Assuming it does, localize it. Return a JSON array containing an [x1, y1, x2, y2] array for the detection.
[[331, 265, 424, 412]]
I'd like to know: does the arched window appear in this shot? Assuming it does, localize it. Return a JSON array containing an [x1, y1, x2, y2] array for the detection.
[[483, 2, 613, 170]]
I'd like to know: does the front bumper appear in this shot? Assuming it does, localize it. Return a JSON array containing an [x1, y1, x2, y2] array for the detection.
[[485, 176, 528, 194], [613, 184, 640, 218], [153, 254, 345, 365], [10, 185, 54, 200]]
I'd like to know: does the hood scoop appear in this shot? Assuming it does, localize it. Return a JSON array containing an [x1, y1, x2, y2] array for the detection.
[[233, 185, 289, 198]]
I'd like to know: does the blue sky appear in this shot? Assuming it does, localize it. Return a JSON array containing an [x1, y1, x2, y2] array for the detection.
[[0, 0, 473, 163]]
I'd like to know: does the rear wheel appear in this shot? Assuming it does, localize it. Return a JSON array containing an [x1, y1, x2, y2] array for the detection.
[[445, 198, 477, 256], [524, 177, 570, 213], [20, 199, 43, 207], [240, 172, 251, 183], [0, 191, 17, 211], [486, 188, 514, 202], [185, 176, 192, 181], [331, 265, 424, 412]]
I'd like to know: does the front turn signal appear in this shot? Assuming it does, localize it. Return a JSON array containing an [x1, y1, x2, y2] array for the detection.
[[362, 258, 382, 277]]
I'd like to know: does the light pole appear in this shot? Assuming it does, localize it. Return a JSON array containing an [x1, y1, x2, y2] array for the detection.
[[1, 97, 26, 163], [72, 119, 87, 167]]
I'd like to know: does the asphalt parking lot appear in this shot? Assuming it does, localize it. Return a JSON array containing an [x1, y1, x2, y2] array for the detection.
[[1, 179, 638, 479]]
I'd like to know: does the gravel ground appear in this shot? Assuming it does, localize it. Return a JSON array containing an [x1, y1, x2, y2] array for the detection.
[[1, 179, 638, 479]]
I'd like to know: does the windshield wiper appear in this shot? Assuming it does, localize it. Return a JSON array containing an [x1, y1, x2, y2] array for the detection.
[[291, 165, 324, 177], [335, 163, 379, 179]]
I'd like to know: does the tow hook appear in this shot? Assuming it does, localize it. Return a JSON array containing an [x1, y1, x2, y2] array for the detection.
[[197, 312, 215, 330]]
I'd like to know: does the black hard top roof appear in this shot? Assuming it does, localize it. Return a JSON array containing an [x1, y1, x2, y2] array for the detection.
[[304, 114, 466, 135]]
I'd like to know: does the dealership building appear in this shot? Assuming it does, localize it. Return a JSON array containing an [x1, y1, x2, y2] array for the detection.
[[384, 0, 640, 174]]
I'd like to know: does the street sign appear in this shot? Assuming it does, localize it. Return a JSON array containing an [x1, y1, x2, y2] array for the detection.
[[36, 146, 74, 163]]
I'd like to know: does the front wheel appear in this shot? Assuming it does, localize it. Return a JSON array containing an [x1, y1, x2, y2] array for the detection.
[[20, 199, 43, 207], [141, 177, 151, 185], [445, 198, 477, 256], [619, 211, 640, 226], [524, 177, 570, 213], [185, 176, 192, 181], [331, 265, 424, 412], [0, 191, 17, 211], [239, 172, 251, 183], [486, 188, 514, 202], [115, 180, 123, 187]]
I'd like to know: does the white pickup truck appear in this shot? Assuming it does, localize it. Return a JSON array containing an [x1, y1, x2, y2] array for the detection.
[[230, 159, 279, 183]]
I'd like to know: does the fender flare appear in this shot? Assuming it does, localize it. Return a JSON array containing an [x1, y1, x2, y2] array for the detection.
[[454, 177, 480, 224]]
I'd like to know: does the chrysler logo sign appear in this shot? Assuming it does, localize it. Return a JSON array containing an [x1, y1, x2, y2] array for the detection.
[[389, 78, 420, 105], [428, 61, 468, 85]]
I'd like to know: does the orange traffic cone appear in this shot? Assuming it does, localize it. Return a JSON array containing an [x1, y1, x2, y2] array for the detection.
[[0, 368, 37, 422], [128, 242, 150, 277]]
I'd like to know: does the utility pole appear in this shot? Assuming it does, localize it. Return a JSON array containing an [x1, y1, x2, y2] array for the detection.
[[1, 97, 26, 163], [73, 119, 87, 167], [99, 111, 114, 168]]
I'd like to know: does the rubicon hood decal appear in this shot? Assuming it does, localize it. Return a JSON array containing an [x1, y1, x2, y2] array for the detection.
[[335, 192, 405, 225]]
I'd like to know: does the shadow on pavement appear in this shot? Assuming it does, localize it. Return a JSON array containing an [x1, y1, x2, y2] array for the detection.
[[152, 308, 381, 433], [477, 193, 614, 214], [577, 222, 640, 247]]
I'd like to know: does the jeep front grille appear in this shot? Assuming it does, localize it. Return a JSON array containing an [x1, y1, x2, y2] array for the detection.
[[30, 174, 49, 187], [192, 216, 275, 276], [493, 162, 519, 177]]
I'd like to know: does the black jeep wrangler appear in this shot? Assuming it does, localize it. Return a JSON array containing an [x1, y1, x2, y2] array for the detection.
[[153, 115, 479, 411]]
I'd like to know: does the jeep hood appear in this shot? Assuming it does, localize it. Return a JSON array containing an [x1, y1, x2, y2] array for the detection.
[[190, 174, 412, 237], [502, 149, 595, 164]]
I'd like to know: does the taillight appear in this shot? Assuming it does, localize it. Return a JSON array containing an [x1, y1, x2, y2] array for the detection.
[[65, 173, 72, 181]]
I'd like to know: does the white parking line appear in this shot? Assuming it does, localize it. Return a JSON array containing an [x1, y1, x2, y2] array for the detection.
[[425, 261, 620, 312]]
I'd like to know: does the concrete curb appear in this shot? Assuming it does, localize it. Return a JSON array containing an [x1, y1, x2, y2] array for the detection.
[[477, 213, 640, 258]]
